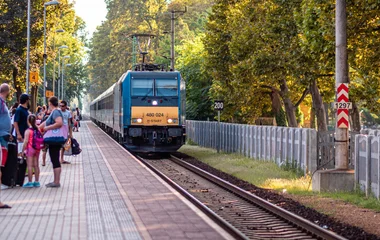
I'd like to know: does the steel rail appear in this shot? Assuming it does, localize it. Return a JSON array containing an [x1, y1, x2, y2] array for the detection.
[[169, 155, 347, 240], [134, 155, 249, 240]]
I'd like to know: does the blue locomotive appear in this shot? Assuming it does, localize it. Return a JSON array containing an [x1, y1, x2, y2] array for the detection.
[[90, 69, 186, 152]]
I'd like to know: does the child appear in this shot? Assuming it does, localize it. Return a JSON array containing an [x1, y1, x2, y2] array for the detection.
[[22, 115, 42, 188]]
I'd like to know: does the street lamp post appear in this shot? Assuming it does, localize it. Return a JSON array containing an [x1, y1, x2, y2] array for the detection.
[[53, 29, 65, 97], [62, 63, 71, 100], [61, 56, 70, 100], [26, 0, 32, 94], [43, 0, 60, 105], [57, 46, 68, 99]]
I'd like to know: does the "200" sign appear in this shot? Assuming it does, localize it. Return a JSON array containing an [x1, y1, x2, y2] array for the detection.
[[214, 100, 224, 111]]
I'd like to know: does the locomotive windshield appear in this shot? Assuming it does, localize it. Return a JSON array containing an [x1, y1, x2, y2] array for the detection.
[[155, 79, 178, 97], [131, 78, 178, 97], [131, 79, 154, 96]]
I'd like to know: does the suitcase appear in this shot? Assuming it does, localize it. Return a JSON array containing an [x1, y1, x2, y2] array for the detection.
[[1, 141, 18, 187], [15, 157, 27, 186]]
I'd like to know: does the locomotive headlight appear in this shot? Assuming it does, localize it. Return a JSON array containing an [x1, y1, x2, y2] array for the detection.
[[167, 118, 178, 124], [132, 118, 143, 123], [152, 100, 158, 106]]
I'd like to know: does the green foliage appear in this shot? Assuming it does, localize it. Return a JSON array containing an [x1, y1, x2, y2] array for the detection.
[[0, 0, 87, 105], [87, 0, 168, 99], [177, 35, 214, 120], [276, 108, 288, 127], [87, 0, 215, 120], [295, 106, 304, 126], [86, 0, 380, 127]]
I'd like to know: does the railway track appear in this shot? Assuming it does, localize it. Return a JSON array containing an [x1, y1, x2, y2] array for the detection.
[[136, 154, 347, 240]]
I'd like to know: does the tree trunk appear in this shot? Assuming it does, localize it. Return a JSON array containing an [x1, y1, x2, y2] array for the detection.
[[350, 100, 361, 132], [310, 79, 328, 131], [12, 64, 22, 101], [310, 107, 316, 129], [269, 90, 287, 127], [31, 85, 38, 113], [280, 79, 298, 128]]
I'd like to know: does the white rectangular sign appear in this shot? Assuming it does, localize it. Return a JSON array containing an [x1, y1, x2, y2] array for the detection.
[[334, 102, 352, 109]]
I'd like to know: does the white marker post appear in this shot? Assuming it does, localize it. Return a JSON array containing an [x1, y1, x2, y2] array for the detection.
[[214, 100, 224, 153]]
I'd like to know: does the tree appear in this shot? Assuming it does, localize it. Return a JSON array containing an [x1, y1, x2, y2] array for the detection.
[[177, 35, 214, 120], [0, 0, 86, 109]]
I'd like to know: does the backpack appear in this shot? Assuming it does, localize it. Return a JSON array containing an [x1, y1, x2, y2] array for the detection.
[[32, 129, 44, 150], [71, 138, 82, 155]]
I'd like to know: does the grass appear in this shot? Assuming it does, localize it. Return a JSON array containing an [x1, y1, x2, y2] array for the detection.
[[179, 144, 380, 212], [179, 145, 310, 191]]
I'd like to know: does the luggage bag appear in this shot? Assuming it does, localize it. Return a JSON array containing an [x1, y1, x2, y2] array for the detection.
[[1, 141, 17, 187], [1, 141, 26, 187], [15, 157, 27, 186]]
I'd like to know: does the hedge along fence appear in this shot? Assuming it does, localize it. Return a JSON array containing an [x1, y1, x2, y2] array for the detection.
[[355, 134, 380, 199], [186, 121, 318, 174]]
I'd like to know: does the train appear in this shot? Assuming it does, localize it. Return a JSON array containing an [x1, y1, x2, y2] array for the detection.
[[90, 68, 186, 152]]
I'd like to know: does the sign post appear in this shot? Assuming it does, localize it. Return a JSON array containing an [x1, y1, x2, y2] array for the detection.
[[46, 90, 54, 98], [30, 72, 39, 84], [214, 100, 224, 153], [336, 83, 350, 128]]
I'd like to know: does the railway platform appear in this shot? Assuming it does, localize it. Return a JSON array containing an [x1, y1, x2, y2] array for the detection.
[[0, 122, 230, 240]]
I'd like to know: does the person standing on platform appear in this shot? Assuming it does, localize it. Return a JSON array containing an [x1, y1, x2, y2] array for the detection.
[[13, 94, 30, 146], [59, 101, 72, 164], [21, 115, 41, 188], [39, 97, 63, 188], [9, 102, 19, 115], [0, 84, 12, 208], [40, 108, 51, 167], [75, 107, 81, 131]]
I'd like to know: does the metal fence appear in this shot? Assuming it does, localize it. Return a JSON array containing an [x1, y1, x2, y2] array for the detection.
[[317, 131, 358, 170], [186, 121, 318, 174], [360, 129, 380, 136], [355, 134, 380, 199]]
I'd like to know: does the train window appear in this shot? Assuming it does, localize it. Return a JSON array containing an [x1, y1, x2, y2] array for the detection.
[[132, 79, 154, 96], [155, 79, 178, 97]]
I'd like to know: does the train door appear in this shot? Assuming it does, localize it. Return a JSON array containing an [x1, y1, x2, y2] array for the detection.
[[96, 102, 99, 121], [113, 87, 116, 130]]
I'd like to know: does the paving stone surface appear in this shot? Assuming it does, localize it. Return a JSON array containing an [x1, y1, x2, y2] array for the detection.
[[87, 122, 224, 240], [0, 122, 224, 240], [0, 131, 87, 240], [0, 124, 141, 240], [81, 124, 141, 240]]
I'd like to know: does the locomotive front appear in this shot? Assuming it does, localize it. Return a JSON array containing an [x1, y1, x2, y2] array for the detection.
[[124, 71, 186, 152]]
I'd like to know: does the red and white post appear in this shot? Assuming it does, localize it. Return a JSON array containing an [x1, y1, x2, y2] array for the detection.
[[337, 84, 349, 128]]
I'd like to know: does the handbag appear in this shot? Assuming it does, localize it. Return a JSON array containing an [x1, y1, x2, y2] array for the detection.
[[64, 145, 72, 156], [64, 138, 71, 151], [43, 110, 68, 145]]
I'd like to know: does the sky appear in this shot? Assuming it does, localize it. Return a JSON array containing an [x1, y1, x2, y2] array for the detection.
[[74, 0, 108, 37]]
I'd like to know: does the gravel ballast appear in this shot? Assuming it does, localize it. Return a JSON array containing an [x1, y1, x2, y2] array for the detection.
[[172, 152, 380, 240]]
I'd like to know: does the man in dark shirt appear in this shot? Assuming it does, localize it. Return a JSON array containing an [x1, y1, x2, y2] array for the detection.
[[14, 94, 30, 143]]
